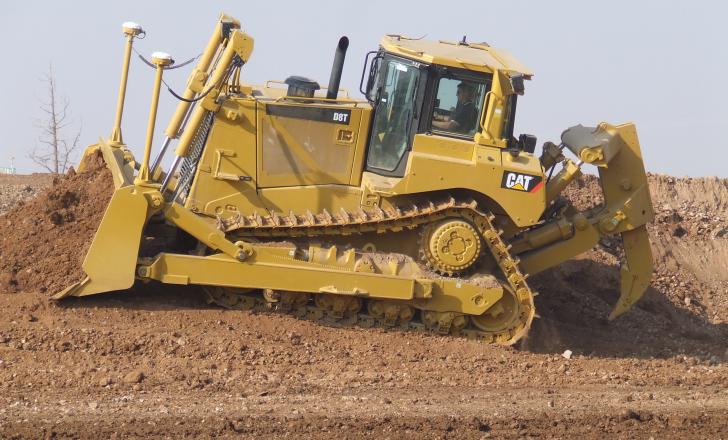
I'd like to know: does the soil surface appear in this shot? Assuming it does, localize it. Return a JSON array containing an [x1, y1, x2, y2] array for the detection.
[[0, 169, 727, 438]]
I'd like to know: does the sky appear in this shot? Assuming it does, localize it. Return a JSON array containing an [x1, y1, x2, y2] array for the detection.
[[1, 0, 726, 176]]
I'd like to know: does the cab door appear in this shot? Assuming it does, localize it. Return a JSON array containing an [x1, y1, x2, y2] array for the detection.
[[365, 55, 426, 177]]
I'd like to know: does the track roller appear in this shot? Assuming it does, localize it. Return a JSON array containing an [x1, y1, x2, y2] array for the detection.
[[421, 311, 469, 335], [264, 289, 309, 316], [314, 295, 363, 320], [367, 301, 415, 327], [203, 286, 256, 310]]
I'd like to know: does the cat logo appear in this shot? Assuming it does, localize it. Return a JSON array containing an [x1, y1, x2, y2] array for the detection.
[[501, 171, 544, 193]]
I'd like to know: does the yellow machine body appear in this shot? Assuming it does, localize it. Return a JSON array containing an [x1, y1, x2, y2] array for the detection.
[[57, 14, 654, 345]]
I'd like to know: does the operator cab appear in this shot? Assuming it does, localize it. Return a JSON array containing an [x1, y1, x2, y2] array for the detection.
[[362, 36, 534, 177]]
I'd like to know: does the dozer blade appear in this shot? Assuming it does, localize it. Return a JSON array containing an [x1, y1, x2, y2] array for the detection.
[[53, 141, 148, 299], [610, 225, 653, 320], [53, 185, 149, 299]]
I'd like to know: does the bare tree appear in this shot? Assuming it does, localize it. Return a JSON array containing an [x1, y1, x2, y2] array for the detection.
[[29, 64, 81, 174]]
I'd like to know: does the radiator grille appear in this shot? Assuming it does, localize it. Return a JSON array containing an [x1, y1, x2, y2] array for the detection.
[[176, 112, 214, 201]]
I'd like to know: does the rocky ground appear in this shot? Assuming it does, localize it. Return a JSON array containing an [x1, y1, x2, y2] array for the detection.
[[0, 167, 727, 439], [0, 173, 53, 215]]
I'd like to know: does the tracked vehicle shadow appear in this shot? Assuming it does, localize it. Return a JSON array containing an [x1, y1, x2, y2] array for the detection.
[[55, 283, 214, 312], [521, 258, 728, 362]]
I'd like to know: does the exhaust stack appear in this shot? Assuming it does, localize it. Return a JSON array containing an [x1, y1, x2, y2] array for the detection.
[[326, 36, 349, 100]]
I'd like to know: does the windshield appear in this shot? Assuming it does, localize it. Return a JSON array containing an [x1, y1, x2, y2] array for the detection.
[[366, 58, 421, 172]]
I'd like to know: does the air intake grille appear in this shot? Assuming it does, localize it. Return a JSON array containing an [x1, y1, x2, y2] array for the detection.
[[176, 112, 214, 201]]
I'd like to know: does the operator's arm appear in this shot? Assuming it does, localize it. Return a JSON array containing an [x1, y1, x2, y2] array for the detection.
[[432, 119, 457, 130], [433, 107, 459, 130], [433, 103, 469, 131]]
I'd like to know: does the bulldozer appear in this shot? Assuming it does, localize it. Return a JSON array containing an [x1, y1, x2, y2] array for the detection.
[[57, 14, 654, 345]]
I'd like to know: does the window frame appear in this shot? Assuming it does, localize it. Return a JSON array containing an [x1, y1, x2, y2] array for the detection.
[[364, 53, 429, 177], [420, 66, 492, 141]]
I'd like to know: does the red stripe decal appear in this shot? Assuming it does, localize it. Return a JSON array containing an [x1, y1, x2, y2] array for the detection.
[[529, 180, 544, 193]]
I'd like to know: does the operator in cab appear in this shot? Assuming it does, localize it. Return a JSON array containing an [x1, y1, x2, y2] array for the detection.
[[432, 81, 478, 134]]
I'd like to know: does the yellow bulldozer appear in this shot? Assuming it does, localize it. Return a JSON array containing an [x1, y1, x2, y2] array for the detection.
[[58, 14, 654, 345]]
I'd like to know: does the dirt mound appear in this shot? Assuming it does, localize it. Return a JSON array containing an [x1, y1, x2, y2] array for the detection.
[[0, 151, 113, 294], [523, 173, 728, 357]]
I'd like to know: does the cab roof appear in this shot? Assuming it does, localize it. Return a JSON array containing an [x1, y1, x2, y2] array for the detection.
[[380, 35, 533, 77]]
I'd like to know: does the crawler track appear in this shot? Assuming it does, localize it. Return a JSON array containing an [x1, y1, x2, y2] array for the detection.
[[211, 196, 536, 344]]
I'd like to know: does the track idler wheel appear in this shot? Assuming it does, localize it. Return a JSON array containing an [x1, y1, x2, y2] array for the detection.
[[367, 301, 414, 327], [471, 285, 534, 345], [203, 286, 256, 310], [421, 218, 482, 275]]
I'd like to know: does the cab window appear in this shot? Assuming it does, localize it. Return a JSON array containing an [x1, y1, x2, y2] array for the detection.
[[430, 77, 489, 138], [366, 58, 422, 172]]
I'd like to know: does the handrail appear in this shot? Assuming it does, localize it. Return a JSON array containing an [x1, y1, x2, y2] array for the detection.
[[271, 94, 362, 107], [479, 90, 504, 140], [264, 79, 350, 98], [455, 57, 488, 70]]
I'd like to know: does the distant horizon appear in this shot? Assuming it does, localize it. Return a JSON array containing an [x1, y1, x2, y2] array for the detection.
[[1, 1, 726, 177]]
